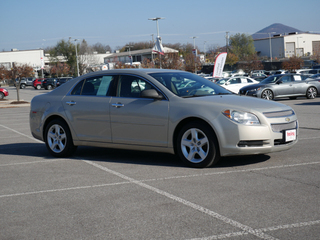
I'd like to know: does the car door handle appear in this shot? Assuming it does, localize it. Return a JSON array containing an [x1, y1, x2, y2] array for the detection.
[[112, 103, 124, 108], [66, 101, 76, 106]]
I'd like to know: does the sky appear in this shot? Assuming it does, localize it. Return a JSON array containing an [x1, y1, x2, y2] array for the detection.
[[1, 0, 319, 53]]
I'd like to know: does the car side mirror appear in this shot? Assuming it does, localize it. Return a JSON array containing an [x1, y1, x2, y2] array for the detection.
[[277, 80, 282, 84], [140, 89, 163, 100]]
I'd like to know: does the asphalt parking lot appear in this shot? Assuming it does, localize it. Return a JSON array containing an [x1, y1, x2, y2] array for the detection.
[[0, 86, 319, 239]]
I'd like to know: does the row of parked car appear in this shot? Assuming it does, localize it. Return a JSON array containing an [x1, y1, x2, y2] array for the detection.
[[15, 77, 74, 90], [0, 77, 74, 100], [211, 72, 320, 100]]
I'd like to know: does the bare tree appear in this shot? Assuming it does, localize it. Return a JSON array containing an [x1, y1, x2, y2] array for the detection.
[[238, 54, 263, 74], [11, 63, 33, 102], [161, 52, 184, 70], [50, 63, 71, 77], [282, 56, 303, 72], [92, 43, 112, 53], [184, 53, 201, 73]]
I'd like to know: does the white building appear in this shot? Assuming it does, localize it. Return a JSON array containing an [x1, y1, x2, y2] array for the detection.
[[104, 47, 179, 65], [0, 49, 112, 73], [0, 49, 44, 70], [254, 32, 320, 60]]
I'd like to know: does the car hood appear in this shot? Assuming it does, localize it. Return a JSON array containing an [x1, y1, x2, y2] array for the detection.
[[186, 94, 290, 112], [240, 83, 267, 90]]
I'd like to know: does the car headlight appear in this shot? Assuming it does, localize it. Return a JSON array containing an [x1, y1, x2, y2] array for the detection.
[[248, 87, 260, 92], [222, 110, 260, 125]]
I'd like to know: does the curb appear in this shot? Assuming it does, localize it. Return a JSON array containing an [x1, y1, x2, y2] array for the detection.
[[0, 100, 30, 108]]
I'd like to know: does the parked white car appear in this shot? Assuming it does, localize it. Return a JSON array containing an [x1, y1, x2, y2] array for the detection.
[[216, 77, 259, 93]]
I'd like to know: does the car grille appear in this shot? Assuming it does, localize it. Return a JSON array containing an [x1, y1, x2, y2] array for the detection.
[[271, 121, 297, 132], [237, 140, 268, 147], [263, 110, 294, 118]]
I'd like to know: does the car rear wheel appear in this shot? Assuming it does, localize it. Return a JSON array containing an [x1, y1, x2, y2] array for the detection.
[[20, 83, 26, 89], [45, 119, 77, 157], [261, 89, 274, 100], [36, 84, 41, 90], [0, 92, 4, 99], [306, 87, 317, 99], [176, 121, 220, 168], [46, 85, 52, 90]]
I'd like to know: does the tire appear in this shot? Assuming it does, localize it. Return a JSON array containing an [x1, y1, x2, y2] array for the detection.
[[0, 92, 4, 99], [261, 89, 274, 100], [306, 87, 317, 99], [44, 119, 77, 157], [46, 85, 52, 90], [176, 121, 220, 168], [20, 83, 26, 89], [36, 84, 41, 90]]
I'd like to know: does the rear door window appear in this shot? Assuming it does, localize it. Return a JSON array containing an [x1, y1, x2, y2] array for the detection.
[[71, 75, 115, 96]]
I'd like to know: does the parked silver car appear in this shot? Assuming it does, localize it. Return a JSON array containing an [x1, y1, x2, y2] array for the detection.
[[239, 74, 320, 100], [30, 69, 298, 168]]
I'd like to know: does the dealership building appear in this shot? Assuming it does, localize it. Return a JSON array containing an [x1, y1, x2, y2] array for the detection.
[[254, 32, 320, 60]]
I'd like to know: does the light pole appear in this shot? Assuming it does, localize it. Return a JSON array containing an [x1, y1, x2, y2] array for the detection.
[[148, 17, 164, 37], [190, 36, 198, 73], [70, 38, 80, 77], [204, 41, 206, 63], [148, 17, 164, 68], [126, 45, 133, 65], [268, 32, 276, 62], [226, 32, 229, 53]]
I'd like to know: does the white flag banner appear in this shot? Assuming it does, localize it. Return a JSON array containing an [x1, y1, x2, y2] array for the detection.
[[213, 52, 227, 78], [152, 36, 164, 55], [41, 57, 44, 69]]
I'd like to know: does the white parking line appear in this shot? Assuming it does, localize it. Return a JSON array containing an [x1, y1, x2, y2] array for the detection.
[[0, 124, 42, 143], [1, 123, 319, 239], [84, 160, 277, 240], [188, 220, 320, 240], [0, 181, 131, 199]]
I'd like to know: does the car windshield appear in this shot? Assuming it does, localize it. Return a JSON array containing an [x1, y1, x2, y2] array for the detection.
[[216, 78, 229, 85], [309, 73, 320, 79], [260, 75, 283, 84], [149, 72, 232, 97]]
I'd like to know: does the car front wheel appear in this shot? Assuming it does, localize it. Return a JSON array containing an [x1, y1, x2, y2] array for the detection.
[[176, 121, 220, 168], [306, 87, 317, 99], [46, 85, 52, 90], [36, 84, 41, 90], [20, 83, 26, 89], [261, 89, 274, 100], [0, 92, 4, 99], [45, 119, 77, 157]]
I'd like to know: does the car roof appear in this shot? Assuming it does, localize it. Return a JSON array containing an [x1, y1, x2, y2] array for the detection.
[[78, 69, 186, 79]]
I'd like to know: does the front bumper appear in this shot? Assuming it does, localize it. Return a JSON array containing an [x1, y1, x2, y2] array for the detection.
[[213, 110, 298, 157]]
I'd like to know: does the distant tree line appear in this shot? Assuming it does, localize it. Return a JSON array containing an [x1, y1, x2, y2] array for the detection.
[[3, 33, 319, 82]]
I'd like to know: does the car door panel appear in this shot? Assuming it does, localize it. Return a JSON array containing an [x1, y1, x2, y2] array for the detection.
[[274, 76, 294, 96], [62, 75, 115, 142], [291, 75, 306, 95], [110, 75, 169, 147], [63, 95, 112, 142], [110, 98, 169, 146]]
